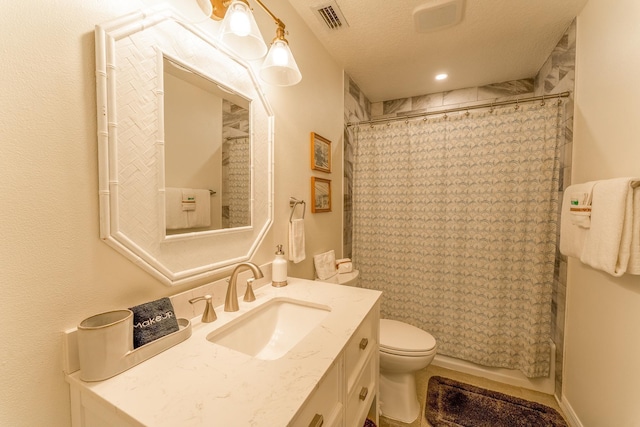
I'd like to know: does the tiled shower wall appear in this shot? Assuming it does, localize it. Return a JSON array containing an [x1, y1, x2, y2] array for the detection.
[[535, 19, 576, 397], [343, 20, 576, 396], [343, 76, 371, 258]]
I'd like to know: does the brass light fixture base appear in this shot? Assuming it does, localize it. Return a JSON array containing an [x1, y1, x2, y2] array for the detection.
[[209, 0, 232, 20]]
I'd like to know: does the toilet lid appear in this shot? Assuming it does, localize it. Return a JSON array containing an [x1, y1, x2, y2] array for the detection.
[[379, 319, 436, 354]]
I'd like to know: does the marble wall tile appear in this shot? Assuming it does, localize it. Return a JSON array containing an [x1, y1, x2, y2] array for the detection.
[[412, 93, 444, 110], [478, 79, 534, 100], [382, 98, 412, 115], [370, 102, 383, 117], [534, 20, 576, 397], [343, 72, 371, 258], [443, 87, 478, 105]]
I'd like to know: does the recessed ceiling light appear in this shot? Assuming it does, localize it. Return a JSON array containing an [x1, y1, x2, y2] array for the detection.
[[435, 73, 448, 81]]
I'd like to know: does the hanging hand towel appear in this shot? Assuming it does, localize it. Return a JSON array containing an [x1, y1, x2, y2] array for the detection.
[[288, 218, 306, 263], [580, 177, 640, 276], [313, 250, 337, 279], [186, 189, 211, 228], [165, 187, 189, 230], [627, 182, 640, 274], [560, 182, 595, 259]]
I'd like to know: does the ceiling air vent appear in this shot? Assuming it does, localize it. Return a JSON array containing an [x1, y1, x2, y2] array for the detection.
[[313, 1, 349, 30]]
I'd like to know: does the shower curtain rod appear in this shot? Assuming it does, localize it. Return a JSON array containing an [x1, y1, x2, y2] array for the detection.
[[346, 91, 571, 127]]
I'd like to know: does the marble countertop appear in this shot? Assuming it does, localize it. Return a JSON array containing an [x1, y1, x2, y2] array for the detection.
[[67, 278, 381, 426]]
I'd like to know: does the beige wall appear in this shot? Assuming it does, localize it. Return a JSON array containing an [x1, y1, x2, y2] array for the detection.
[[0, 1, 343, 426], [564, 0, 640, 425]]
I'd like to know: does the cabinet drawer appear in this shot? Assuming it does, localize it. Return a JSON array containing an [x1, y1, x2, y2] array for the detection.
[[290, 360, 343, 427], [345, 312, 377, 391], [345, 355, 376, 427]]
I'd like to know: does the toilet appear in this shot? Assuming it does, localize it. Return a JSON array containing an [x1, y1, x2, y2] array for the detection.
[[313, 260, 437, 423], [379, 319, 437, 423]]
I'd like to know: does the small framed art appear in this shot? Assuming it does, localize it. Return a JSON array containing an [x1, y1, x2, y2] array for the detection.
[[311, 177, 332, 213], [310, 132, 331, 173]]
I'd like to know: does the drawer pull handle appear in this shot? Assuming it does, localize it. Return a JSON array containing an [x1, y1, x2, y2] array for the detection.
[[359, 338, 369, 350], [309, 413, 324, 427], [359, 386, 369, 401]]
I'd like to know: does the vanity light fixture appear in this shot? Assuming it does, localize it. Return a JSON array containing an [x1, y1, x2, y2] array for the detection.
[[209, 0, 302, 86]]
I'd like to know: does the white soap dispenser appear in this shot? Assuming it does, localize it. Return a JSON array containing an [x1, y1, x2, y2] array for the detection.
[[272, 244, 288, 287]]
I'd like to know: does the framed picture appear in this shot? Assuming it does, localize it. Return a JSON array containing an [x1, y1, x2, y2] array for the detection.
[[310, 132, 331, 173], [311, 177, 332, 213]]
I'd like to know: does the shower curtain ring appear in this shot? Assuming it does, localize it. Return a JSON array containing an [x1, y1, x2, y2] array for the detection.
[[541, 94, 546, 106], [489, 99, 495, 113], [514, 98, 520, 110]]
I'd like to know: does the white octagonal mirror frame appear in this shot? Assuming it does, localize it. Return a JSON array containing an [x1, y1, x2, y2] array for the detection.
[[96, 7, 274, 286]]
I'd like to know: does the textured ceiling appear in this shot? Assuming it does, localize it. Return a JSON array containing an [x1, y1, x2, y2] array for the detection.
[[286, 0, 588, 102]]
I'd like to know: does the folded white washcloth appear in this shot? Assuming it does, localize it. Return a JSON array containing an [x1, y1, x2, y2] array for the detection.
[[288, 219, 306, 263], [166, 187, 189, 230], [313, 250, 337, 280], [580, 178, 640, 277], [560, 182, 595, 259], [336, 258, 353, 274]]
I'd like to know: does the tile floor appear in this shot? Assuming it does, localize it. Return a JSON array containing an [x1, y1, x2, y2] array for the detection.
[[378, 365, 566, 427]]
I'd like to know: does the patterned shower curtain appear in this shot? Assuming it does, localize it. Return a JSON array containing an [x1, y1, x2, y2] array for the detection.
[[353, 102, 561, 377]]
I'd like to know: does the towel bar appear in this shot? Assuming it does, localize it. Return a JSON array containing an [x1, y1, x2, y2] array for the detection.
[[289, 197, 306, 223]]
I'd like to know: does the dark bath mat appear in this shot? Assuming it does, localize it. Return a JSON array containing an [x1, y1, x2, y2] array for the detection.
[[426, 376, 568, 427]]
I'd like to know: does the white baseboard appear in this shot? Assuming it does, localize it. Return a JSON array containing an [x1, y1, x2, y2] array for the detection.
[[557, 394, 584, 427]]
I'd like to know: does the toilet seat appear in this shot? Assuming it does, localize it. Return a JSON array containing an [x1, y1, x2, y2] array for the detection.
[[380, 319, 437, 356]]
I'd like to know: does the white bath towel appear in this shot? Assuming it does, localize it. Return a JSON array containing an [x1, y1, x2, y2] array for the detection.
[[288, 218, 306, 263], [580, 178, 640, 276], [165, 187, 189, 230], [186, 189, 211, 228], [313, 250, 337, 280], [560, 182, 595, 259], [628, 182, 640, 274]]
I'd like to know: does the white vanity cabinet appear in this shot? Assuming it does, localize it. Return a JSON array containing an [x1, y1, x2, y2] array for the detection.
[[65, 279, 382, 427], [291, 305, 379, 427]]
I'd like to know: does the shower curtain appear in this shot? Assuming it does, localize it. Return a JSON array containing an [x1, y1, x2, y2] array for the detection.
[[353, 102, 561, 377]]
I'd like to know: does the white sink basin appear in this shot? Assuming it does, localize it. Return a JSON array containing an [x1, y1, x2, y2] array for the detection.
[[206, 297, 331, 360]]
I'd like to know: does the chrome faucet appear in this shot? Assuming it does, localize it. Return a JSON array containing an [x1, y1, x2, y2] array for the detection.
[[224, 262, 264, 312]]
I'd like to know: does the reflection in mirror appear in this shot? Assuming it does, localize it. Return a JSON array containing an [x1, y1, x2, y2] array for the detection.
[[163, 56, 251, 234]]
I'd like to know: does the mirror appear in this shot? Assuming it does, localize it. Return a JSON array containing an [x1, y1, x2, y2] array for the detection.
[[163, 56, 251, 232], [96, 7, 274, 286]]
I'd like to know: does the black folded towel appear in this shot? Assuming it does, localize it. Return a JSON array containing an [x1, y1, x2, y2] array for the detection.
[[129, 297, 180, 348]]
